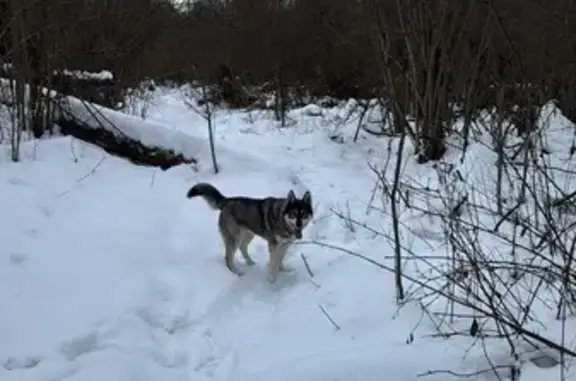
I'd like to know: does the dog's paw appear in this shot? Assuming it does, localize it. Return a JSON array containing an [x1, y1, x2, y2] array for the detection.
[[245, 258, 256, 266], [227, 265, 244, 277], [267, 271, 278, 284]]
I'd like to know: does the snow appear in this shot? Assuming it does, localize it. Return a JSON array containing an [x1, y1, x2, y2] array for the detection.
[[1, 85, 575, 381], [55, 70, 114, 81]]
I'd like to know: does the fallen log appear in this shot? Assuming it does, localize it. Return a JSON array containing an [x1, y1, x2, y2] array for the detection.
[[56, 117, 194, 170], [56, 96, 198, 170]]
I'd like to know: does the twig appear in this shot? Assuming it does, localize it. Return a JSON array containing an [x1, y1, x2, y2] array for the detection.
[[69, 137, 79, 162], [318, 304, 341, 331], [57, 156, 106, 198], [365, 178, 380, 215], [300, 253, 314, 277], [418, 366, 510, 378]]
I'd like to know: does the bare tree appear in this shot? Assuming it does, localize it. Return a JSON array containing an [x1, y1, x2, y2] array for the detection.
[[6, 0, 32, 161], [183, 78, 219, 174]]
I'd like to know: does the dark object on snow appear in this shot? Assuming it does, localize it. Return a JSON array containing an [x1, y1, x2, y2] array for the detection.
[[530, 353, 559, 369], [469, 318, 479, 337], [56, 117, 196, 170]]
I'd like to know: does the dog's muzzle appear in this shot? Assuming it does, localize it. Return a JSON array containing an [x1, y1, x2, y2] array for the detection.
[[294, 229, 303, 239]]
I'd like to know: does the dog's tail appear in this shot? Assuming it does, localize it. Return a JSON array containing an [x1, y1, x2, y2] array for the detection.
[[186, 182, 227, 210]]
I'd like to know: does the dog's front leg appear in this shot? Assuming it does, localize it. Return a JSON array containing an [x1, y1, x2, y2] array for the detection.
[[278, 243, 294, 272], [267, 242, 282, 283]]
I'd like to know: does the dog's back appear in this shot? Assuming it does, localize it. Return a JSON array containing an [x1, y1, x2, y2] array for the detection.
[[218, 196, 287, 240], [186, 183, 287, 239]]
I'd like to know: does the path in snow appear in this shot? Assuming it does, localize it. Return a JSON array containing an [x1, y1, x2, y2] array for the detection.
[[115, 92, 478, 381]]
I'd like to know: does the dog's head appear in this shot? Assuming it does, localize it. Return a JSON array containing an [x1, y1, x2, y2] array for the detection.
[[282, 190, 313, 239]]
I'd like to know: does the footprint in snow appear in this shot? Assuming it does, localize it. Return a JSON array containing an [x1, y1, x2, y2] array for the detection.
[[2, 355, 42, 370], [9, 252, 29, 266], [134, 305, 192, 334], [39, 206, 53, 218], [59, 330, 101, 361], [8, 177, 29, 187]]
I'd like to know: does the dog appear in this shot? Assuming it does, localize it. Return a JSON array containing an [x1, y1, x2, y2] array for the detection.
[[186, 182, 313, 283]]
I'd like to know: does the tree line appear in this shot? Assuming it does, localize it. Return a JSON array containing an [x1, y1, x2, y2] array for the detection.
[[1, 0, 575, 161]]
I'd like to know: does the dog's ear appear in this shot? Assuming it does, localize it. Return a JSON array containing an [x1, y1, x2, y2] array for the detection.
[[282, 190, 296, 212], [302, 190, 312, 207]]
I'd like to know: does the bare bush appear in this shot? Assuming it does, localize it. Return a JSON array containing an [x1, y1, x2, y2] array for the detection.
[[332, 100, 576, 377], [182, 82, 219, 174]]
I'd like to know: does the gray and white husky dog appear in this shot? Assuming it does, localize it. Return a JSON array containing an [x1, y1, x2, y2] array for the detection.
[[186, 183, 313, 283]]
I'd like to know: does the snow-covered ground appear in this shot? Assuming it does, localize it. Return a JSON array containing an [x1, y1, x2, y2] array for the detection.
[[1, 86, 575, 381]]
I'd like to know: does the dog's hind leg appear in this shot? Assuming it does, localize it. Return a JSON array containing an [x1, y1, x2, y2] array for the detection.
[[218, 216, 243, 276], [221, 232, 243, 276], [238, 231, 256, 266]]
